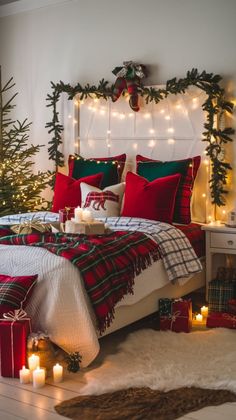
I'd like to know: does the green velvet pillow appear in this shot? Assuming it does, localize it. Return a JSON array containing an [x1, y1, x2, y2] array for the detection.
[[137, 160, 190, 181], [69, 157, 119, 189]]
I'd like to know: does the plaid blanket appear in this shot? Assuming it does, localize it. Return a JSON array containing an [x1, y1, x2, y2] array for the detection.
[[102, 217, 203, 282], [0, 228, 160, 333]]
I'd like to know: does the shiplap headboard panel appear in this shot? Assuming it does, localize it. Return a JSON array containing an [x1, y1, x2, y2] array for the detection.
[[63, 86, 212, 222]]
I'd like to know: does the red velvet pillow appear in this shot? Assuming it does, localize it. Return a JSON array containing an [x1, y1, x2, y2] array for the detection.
[[52, 172, 103, 213], [136, 155, 201, 224], [0, 274, 38, 317], [122, 172, 181, 224]]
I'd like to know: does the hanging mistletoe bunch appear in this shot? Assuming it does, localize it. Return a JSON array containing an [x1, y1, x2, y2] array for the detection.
[[46, 66, 235, 207]]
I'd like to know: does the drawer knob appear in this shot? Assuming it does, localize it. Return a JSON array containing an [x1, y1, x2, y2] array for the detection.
[[228, 240, 234, 245]]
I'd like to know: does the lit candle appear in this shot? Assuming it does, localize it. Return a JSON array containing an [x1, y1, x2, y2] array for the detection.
[[28, 354, 40, 371], [53, 363, 63, 383], [33, 367, 45, 389], [201, 306, 209, 318], [82, 209, 93, 222], [196, 313, 203, 322], [19, 366, 30, 384], [74, 206, 83, 222]]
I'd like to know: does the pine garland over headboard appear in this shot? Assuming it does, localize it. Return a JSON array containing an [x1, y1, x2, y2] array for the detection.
[[46, 67, 234, 207]]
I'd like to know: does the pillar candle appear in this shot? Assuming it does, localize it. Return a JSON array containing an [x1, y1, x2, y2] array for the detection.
[[28, 354, 40, 371], [201, 306, 209, 318], [82, 209, 93, 222], [19, 366, 30, 384], [74, 206, 83, 222], [33, 367, 45, 389], [196, 313, 203, 322], [53, 363, 63, 383]]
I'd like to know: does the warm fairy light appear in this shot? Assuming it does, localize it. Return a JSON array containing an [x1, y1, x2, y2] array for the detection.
[[203, 158, 209, 165], [107, 130, 111, 134], [149, 128, 155, 134], [144, 112, 151, 119], [167, 138, 175, 144], [133, 143, 138, 150], [93, 98, 98, 103], [128, 112, 134, 118], [202, 193, 206, 198], [165, 115, 171, 120], [120, 113, 125, 120], [167, 127, 174, 133], [99, 109, 105, 115], [148, 139, 156, 148], [175, 104, 182, 109], [73, 119, 78, 124], [68, 114, 72, 119], [192, 97, 198, 103], [222, 209, 226, 215], [112, 111, 118, 117], [79, 100, 84, 105], [160, 109, 165, 114]]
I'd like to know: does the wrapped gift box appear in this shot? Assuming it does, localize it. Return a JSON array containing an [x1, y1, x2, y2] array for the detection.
[[0, 314, 31, 378], [208, 279, 236, 313], [58, 208, 75, 223], [65, 220, 105, 235], [159, 298, 192, 333], [206, 312, 236, 329]]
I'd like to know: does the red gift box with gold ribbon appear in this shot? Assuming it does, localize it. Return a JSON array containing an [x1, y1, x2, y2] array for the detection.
[[206, 312, 236, 329], [0, 309, 31, 378], [159, 298, 192, 333]]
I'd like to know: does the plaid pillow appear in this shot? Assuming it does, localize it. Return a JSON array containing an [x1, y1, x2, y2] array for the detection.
[[0, 274, 38, 317], [136, 155, 201, 224]]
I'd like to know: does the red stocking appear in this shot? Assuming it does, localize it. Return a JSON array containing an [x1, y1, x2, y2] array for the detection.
[[112, 77, 127, 102], [126, 78, 140, 112]]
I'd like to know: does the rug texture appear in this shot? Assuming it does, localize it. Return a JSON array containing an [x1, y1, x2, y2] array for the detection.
[[79, 328, 236, 395], [55, 386, 236, 420]]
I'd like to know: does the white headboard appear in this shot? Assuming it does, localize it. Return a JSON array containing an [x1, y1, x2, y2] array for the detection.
[[62, 86, 212, 222]]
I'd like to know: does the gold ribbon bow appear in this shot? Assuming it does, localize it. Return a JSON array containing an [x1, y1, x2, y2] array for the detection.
[[3, 309, 28, 321], [11, 219, 51, 234]]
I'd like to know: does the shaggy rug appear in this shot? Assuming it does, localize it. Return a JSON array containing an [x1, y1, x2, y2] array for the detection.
[[55, 329, 236, 419], [79, 328, 236, 395], [55, 387, 236, 419]]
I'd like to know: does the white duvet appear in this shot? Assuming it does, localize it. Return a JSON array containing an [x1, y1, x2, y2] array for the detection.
[[0, 213, 202, 367]]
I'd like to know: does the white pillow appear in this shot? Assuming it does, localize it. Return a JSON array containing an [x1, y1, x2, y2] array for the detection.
[[80, 182, 125, 218]]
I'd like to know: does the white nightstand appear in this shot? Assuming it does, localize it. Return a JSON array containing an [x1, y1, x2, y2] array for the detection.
[[201, 223, 236, 300]]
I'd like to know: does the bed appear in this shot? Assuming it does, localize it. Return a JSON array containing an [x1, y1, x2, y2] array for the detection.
[[0, 212, 205, 367]]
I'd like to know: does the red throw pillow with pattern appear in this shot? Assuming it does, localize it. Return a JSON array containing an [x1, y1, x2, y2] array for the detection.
[[122, 171, 181, 224], [0, 274, 38, 317], [136, 155, 201, 224]]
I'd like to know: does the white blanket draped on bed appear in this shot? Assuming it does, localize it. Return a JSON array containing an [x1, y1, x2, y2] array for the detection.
[[0, 213, 202, 367]]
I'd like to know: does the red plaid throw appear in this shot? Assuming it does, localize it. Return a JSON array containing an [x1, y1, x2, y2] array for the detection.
[[0, 228, 160, 333]]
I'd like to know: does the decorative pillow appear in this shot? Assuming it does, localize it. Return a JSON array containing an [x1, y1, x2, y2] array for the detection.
[[136, 155, 201, 224], [52, 172, 103, 213], [68, 154, 126, 189], [121, 172, 181, 224], [81, 182, 125, 218], [0, 274, 38, 317]]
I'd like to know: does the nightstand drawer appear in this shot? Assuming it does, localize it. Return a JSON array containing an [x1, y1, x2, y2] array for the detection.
[[210, 232, 236, 250]]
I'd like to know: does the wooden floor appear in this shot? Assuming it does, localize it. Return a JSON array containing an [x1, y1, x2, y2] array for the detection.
[[1, 313, 236, 419]]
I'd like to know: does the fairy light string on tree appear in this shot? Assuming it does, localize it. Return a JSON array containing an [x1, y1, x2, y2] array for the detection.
[[0, 67, 51, 216], [46, 65, 234, 208]]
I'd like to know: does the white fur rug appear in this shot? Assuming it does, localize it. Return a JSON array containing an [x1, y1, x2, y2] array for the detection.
[[80, 328, 236, 395]]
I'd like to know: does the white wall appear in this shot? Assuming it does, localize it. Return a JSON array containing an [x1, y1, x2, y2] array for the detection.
[[0, 0, 236, 208]]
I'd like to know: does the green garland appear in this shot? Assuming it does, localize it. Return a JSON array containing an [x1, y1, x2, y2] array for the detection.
[[46, 68, 235, 206]]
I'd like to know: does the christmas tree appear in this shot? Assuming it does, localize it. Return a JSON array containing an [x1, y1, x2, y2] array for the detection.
[[0, 67, 51, 216]]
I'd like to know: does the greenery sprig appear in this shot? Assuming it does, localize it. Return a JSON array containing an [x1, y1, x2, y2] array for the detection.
[[46, 68, 235, 207]]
